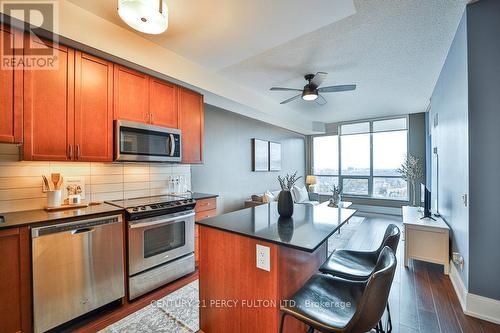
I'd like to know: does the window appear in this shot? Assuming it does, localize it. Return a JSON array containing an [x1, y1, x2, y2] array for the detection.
[[313, 136, 339, 193], [312, 117, 408, 200], [341, 133, 370, 175], [343, 178, 369, 196]]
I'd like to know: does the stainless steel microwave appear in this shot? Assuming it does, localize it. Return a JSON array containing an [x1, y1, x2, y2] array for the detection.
[[114, 120, 181, 162]]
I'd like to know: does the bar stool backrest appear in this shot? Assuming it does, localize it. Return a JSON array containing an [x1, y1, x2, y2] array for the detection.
[[375, 224, 400, 257], [345, 247, 397, 333]]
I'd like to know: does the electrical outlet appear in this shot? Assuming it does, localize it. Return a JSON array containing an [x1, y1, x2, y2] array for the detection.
[[452, 252, 465, 271], [256, 244, 270, 272]]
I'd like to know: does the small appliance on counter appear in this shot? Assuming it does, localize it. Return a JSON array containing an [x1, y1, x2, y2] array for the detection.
[[106, 194, 196, 300]]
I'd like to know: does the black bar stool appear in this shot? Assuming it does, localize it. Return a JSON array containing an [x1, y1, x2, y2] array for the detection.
[[319, 224, 400, 332], [280, 247, 397, 333]]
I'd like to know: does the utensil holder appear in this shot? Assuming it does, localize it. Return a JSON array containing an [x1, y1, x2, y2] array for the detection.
[[47, 190, 62, 208]]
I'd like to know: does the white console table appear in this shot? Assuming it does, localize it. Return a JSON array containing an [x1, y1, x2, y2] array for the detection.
[[403, 206, 450, 274]]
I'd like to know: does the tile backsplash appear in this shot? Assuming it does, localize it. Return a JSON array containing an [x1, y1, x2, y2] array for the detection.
[[0, 160, 191, 213]]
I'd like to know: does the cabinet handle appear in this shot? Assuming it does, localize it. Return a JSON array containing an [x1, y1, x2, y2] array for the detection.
[[68, 144, 73, 160], [76, 144, 81, 160]]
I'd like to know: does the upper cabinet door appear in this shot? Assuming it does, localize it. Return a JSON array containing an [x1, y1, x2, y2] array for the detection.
[[74, 52, 113, 162], [149, 78, 178, 128], [0, 25, 23, 143], [113, 65, 149, 123], [178, 88, 204, 164], [23, 37, 74, 161]]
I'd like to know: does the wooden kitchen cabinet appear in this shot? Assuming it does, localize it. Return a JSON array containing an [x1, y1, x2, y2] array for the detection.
[[194, 197, 217, 266], [178, 87, 204, 164], [0, 24, 23, 144], [74, 52, 114, 161], [149, 78, 178, 128], [113, 65, 149, 123], [23, 38, 74, 161], [0, 227, 32, 333]]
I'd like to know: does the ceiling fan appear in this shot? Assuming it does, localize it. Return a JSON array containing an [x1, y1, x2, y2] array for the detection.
[[270, 72, 356, 105]]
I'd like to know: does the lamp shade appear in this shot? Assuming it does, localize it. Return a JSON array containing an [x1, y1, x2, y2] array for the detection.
[[305, 175, 317, 185], [118, 0, 168, 35]]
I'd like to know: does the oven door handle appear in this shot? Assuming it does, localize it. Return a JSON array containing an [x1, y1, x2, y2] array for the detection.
[[129, 212, 195, 229]]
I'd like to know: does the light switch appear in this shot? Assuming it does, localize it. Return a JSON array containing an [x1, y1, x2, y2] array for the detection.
[[256, 244, 270, 271]]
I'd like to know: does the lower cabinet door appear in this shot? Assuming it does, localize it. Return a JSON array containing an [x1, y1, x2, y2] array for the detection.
[[0, 227, 31, 333]]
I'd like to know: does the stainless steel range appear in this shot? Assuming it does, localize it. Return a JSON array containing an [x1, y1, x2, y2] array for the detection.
[[107, 195, 196, 300]]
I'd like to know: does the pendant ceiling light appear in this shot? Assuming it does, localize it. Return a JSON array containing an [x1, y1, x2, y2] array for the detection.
[[118, 0, 168, 35]]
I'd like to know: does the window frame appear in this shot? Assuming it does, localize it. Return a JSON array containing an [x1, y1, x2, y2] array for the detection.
[[311, 116, 409, 201]]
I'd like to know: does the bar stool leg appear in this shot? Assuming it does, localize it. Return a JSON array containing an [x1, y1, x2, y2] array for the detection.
[[279, 313, 287, 333], [386, 303, 392, 333]]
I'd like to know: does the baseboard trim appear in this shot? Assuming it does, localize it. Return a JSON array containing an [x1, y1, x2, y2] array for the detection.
[[449, 261, 467, 311], [449, 260, 500, 324]]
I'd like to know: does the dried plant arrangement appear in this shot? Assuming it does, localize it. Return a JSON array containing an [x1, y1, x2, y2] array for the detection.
[[397, 153, 424, 206], [277, 171, 302, 191]]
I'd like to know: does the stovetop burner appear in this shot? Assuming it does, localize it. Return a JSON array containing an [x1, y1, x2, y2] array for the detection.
[[106, 194, 196, 220]]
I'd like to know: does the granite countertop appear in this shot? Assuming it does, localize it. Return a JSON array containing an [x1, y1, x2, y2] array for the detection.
[[181, 192, 219, 200], [196, 202, 357, 252], [0, 203, 124, 230]]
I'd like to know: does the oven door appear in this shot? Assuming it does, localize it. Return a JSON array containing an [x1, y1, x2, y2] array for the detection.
[[115, 120, 181, 162], [128, 211, 194, 276]]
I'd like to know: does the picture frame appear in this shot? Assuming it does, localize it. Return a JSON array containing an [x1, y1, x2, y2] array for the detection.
[[252, 139, 269, 171], [269, 141, 282, 171]]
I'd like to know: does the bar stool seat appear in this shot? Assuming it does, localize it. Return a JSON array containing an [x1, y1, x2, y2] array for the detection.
[[280, 247, 397, 333], [281, 274, 364, 331], [320, 250, 378, 280], [320, 224, 400, 280]]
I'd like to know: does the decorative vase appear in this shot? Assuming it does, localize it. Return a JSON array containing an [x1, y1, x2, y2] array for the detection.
[[278, 190, 294, 218], [277, 217, 294, 242], [411, 181, 417, 207], [329, 192, 341, 207]]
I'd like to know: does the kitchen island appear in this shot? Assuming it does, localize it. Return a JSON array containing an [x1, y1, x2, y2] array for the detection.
[[196, 202, 357, 333]]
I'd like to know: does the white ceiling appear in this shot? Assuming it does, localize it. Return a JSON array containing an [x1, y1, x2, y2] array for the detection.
[[67, 0, 467, 128]]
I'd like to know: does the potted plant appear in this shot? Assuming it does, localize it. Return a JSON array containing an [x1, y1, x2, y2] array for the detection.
[[277, 172, 301, 218], [397, 154, 424, 206]]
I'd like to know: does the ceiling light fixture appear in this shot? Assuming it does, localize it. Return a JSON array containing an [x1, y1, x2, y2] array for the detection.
[[118, 0, 168, 35], [302, 86, 318, 101]]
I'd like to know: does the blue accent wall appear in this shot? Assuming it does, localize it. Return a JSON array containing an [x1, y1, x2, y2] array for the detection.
[[467, 0, 500, 301], [430, 11, 469, 287]]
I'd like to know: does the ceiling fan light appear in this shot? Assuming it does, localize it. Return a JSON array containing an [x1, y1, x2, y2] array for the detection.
[[118, 0, 168, 35], [302, 91, 318, 101]]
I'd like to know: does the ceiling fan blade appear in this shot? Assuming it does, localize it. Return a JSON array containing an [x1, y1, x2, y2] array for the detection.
[[316, 94, 327, 106], [318, 84, 357, 93], [280, 94, 302, 104], [270, 87, 303, 91], [311, 72, 328, 88]]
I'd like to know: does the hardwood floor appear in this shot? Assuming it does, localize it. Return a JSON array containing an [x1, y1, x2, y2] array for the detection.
[[65, 212, 500, 333], [351, 213, 500, 333]]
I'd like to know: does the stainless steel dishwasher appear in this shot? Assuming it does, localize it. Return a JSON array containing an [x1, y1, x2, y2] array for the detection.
[[32, 214, 125, 333]]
